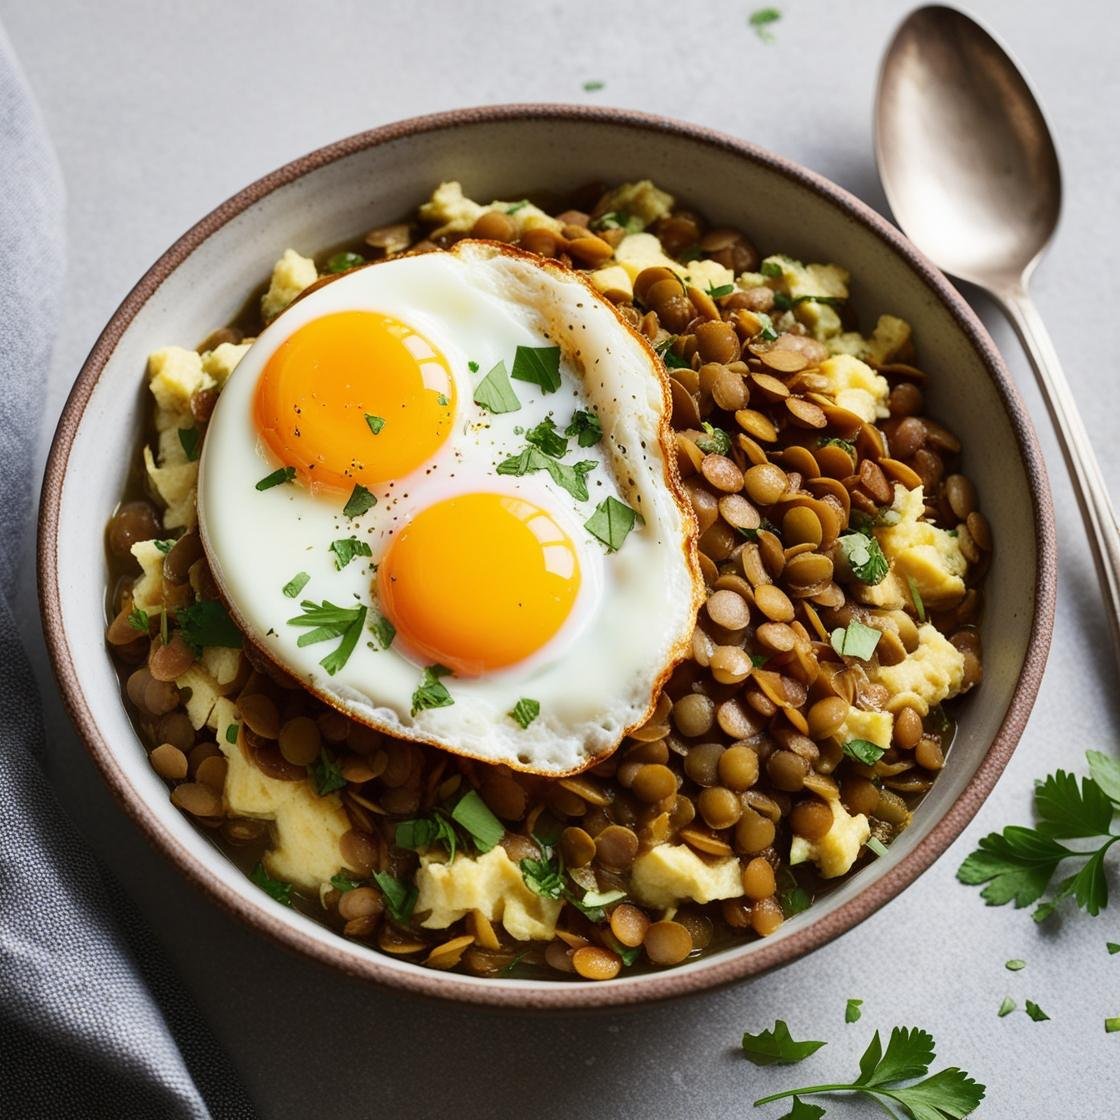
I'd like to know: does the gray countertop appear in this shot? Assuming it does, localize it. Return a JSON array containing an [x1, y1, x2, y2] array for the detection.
[[4, 0, 1119, 1115]]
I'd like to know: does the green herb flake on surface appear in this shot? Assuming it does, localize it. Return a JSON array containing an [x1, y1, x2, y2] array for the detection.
[[843, 739, 886, 766], [256, 465, 296, 491], [818, 436, 855, 457], [1108, 942, 1120, 955], [326, 251, 365, 273], [1106, 1017, 1120, 1034], [907, 575, 926, 621], [468, 360, 480, 373], [343, 483, 376, 519], [177, 599, 242, 654], [372, 870, 417, 924], [329, 537, 373, 570], [127, 607, 149, 632], [225, 723, 239, 745], [654, 337, 692, 369], [410, 664, 454, 715], [436, 392, 449, 406], [473, 360, 521, 414], [520, 842, 565, 900], [741, 1020, 826, 1067], [585, 496, 641, 552], [364, 414, 386, 435], [749, 7, 782, 42], [178, 426, 201, 462], [1025, 1000, 1050, 1022], [838, 531, 889, 585], [997, 997, 1016, 1018], [286, 599, 366, 675], [310, 749, 347, 796], [1005, 959, 1026, 972], [282, 571, 310, 599], [368, 612, 396, 650], [451, 790, 504, 853], [582, 80, 605, 92], [565, 409, 602, 447], [250, 863, 292, 906], [697, 421, 732, 456], [830, 619, 882, 661], [506, 200, 530, 214], [510, 345, 562, 393], [497, 446, 597, 501], [706, 282, 735, 299], [510, 698, 540, 729], [395, 814, 457, 862], [525, 416, 569, 458], [845, 998, 863, 1024], [330, 873, 360, 893], [153, 539, 174, 554]]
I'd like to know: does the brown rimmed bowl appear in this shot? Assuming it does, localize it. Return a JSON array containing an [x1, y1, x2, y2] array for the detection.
[[37, 105, 1056, 1009]]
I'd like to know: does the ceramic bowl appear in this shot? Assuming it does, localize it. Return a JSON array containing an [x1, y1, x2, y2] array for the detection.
[[38, 105, 1056, 1008]]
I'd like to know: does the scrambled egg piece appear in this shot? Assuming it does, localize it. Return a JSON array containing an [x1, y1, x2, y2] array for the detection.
[[261, 249, 317, 323], [872, 623, 965, 716], [129, 540, 166, 615], [419, 181, 562, 239], [816, 354, 890, 422], [201, 341, 251, 387], [216, 697, 351, 889], [595, 180, 674, 228], [175, 663, 223, 730], [587, 264, 633, 300], [789, 799, 870, 879], [414, 847, 562, 942], [604, 234, 734, 300], [838, 707, 893, 752], [143, 446, 197, 530], [758, 254, 850, 339], [148, 347, 214, 418], [629, 844, 743, 909], [201, 646, 241, 688], [876, 485, 967, 608], [828, 314, 912, 365]]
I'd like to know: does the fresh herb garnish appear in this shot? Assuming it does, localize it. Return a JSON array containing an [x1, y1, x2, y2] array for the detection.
[[654, 337, 692, 369], [755, 311, 779, 341], [505, 200, 530, 214], [777, 868, 811, 916], [326, 251, 365, 273], [1024, 1000, 1050, 1023], [510, 345, 562, 393], [282, 571, 310, 598], [473, 360, 521, 414], [176, 599, 242, 654], [395, 814, 457, 861], [372, 870, 417, 924], [310, 748, 347, 796], [286, 599, 366, 675], [866, 836, 890, 859], [256, 466, 296, 491], [761, 259, 784, 278], [436, 392, 449, 406], [819, 436, 856, 456], [751, 653, 771, 668], [838, 532, 889, 585], [582, 79, 605, 92], [343, 484, 376, 519], [1109, 942, 1120, 955], [330, 873, 360, 893], [510, 698, 540, 729], [830, 619, 882, 661], [225, 723, 239, 745], [153, 538, 174, 554], [497, 446, 597, 501], [753, 1025, 986, 1118], [468, 360, 480, 373], [127, 607, 149, 632], [591, 211, 644, 234], [525, 416, 569, 458], [178, 427, 201, 462], [250, 863, 292, 906], [451, 790, 504, 853], [565, 409, 602, 447], [997, 997, 1016, 1018], [907, 576, 927, 621], [329, 537, 373, 570], [696, 421, 732, 456], [411, 664, 454, 715], [368, 612, 396, 650], [748, 7, 781, 42], [1106, 1017, 1120, 1034], [957, 751, 1120, 920], [845, 999, 863, 1024], [520, 840, 565, 899], [1005, 958, 1026, 972], [364, 414, 385, 435], [843, 739, 886, 766], [569, 888, 627, 922], [741, 1021, 826, 1066], [706, 282, 735, 299], [585, 496, 641, 552]]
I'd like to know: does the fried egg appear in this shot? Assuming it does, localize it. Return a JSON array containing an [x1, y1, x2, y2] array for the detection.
[[198, 240, 701, 774]]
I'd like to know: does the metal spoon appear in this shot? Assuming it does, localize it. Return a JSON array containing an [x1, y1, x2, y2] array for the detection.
[[875, 4, 1120, 663]]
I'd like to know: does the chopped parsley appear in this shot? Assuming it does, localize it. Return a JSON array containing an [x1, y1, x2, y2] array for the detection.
[[436, 392, 449, 406], [843, 739, 886, 766], [310, 748, 346, 796], [176, 599, 242, 654], [326, 251, 365, 273], [741, 1021, 825, 1066], [411, 664, 454, 715], [907, 575, 926, 621], [510, 698, 540, 729], [127, 607, 149, 632], [329, 537, 373, 570], [706, 282, 735, 299], [582, 79, 605, 92], [756, 312, 779, 341], [367, 612, 396, 650], [591, 211, 644, 234], [395, 814, 457, 861], [520, 841, 565, 899], [451, 790, 504, 852], [343, 483, 376, 519], [565, 409, 602, 447], [506, 199, 530, 214], [761, 259, 784, 278], [1106, 1017, 1120, 1034], [748, 7, 781, 42], [584, 496, 641, 552], [525, 416, 569, 458], [250, 863, 292, 906], [255, 466, 296, 491], [845, 999, 863, 1024], [510, 345, 562, 393], [364, 414, 385, 435], [472, 360, 521, 414], [497, 446, 597, 501], [225, 723, 239, 745], [1024, 1000, 1050, 1023], [282, 571, 310, 598], [654, 337, 692, 369], [178, 427, 201, 462], [838, 531, 889, 585], [696, 421, 732, 456], [372, 870, 417, 924], [751, 653, 770, 668], [330, 873, 360, 893], [468, 360, 480, 373], [998, 996, 1016, 1018], [569, 888, 626, 922], [1109, 942, 1120, 955], [286, 599, 366, 675], [1005, 959, 1026, 972], [819, 436, 856, 457], [830, 619, 882, 661]]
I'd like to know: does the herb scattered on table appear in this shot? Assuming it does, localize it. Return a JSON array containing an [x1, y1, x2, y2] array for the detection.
[[748, 8, 781, 43], [1024, 1000, 1050, 1023], [1005, 958, 1026, 972], [845, 999, 863, 1024], [741, 1021, 826, 1066], [997, 997, 1016, 1018]]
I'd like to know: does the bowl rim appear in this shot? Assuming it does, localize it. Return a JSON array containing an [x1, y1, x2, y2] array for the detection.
[[37, 103, 1057, 1010]]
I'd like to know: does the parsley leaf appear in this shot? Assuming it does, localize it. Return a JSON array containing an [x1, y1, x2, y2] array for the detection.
[[582, 79, 605, 92], [176, 599, 242, 654], [845, 998, 863, 1024], [1088, 749, 1120, 805], [654, 337, 691, 369], [1024, 1000, 1050, 1023], [250, 862, 292, 906], [451, 790, 504, 852], [395, 814, 457, 861], [472, 360, 521, 414], [225, 723, 239, 745], [153, 539, 175, 554], [760, 259, 784, 278], [364, 414, 385, 435], [256, 466, 296, 491], [411, 664, 454, 715], [748, 7, 781, 42], [706, 282, 735, 299], [520, 840, 565, 899], [331, 873, 360, 892], [329, 537, 373, 570], [585, 496, 641, 552], [286, 599, 366, 675], [1108, 942, 1120, 955], [569, 888, 626, 922], [510, 345, 562, 393], [565, 409, 602, 447], [830, 619, 882, 661], [1005, 958, 1026, 971], [843, 739, 886, 766], [282, 571, 310, 598], [372, 870, 417, 924], [591, 211, 644, 234], [819, 436, 855, 456], [525, 416, 569, 458], [907, 575, 927, 621], [510, 698, 540, 729], [696, 421, 731, 456], [343, 484, 376, 519], [838, 531, 889, 585], [497, 445, 597, 501], [741, 1021, 826, 1066], [367, 612, 396, 650], [776, 1101, 825, 1120], [998, 996, 1016, 1018], [310, 748, 346, 795], [326, 251, 365, 273], [178, 427, 201, 462], [127, 607, 149, 632]]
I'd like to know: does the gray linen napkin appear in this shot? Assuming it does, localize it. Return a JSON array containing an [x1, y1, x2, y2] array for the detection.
[[0, 27, 253, 1119]]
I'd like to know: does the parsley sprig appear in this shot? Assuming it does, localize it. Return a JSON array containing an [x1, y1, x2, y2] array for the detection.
[[497, 445, 597, 501], [752, 1025, 985, 1118], [838, 530, 889, 585], [957, 750, 1120, 920], [286, 599, 367, 675]]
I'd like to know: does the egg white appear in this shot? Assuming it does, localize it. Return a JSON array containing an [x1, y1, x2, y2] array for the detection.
[[198, 241, 701, 774]]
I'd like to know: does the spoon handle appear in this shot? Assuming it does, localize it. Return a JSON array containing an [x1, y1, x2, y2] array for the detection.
[[1000, 284, 1120, 664]]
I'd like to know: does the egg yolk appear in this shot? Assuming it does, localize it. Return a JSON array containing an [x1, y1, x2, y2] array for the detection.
[[378, 493, 581, 677], [253, 310, 455, 493]]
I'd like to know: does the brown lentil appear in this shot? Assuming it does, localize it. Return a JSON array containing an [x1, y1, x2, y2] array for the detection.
[[644, 921, 693, 965]]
